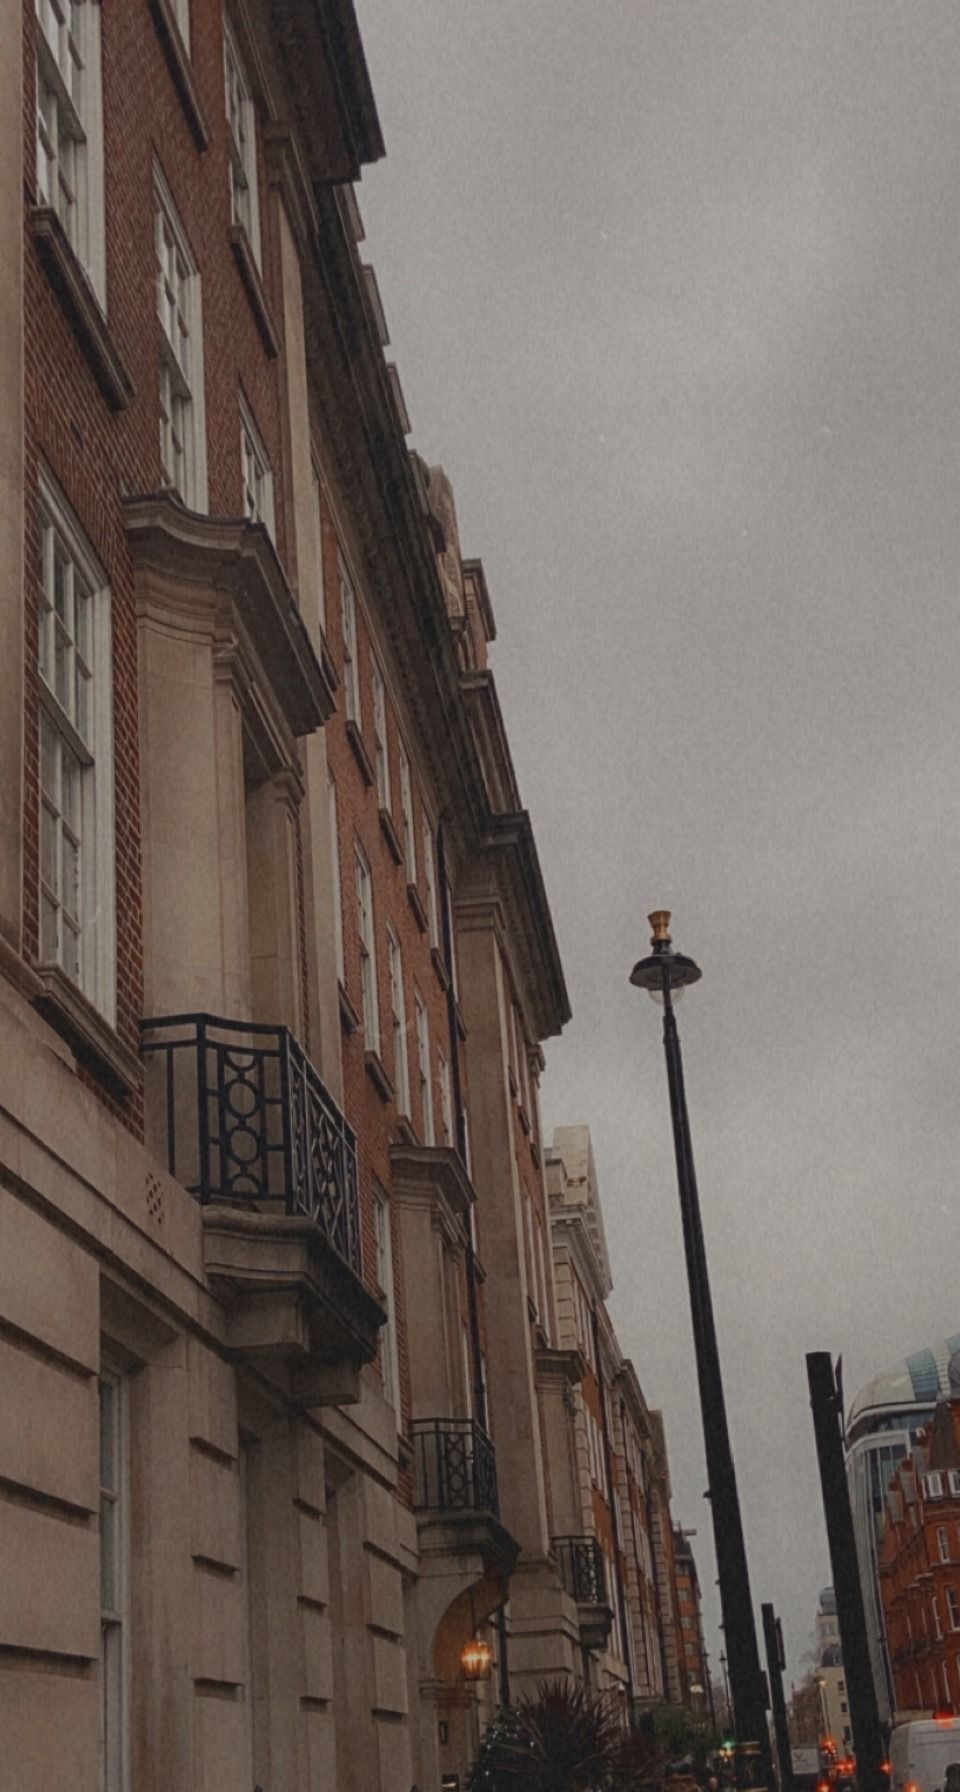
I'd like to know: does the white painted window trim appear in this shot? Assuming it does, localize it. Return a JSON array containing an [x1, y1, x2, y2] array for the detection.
[[154, 164, 207, 511], [948, 1587, 960, 1632], [99, 1362, 129, 1792], [387, 927, 410, 1117], [35, 0, 106, 305], [374, 1185, 401, 1414], [339, 557, 360, 724], [354, 843, 379, 1053], [327, 771, 344, 984], [414, 990, 433, 1146], [239, 392, 275, 540], [223, 15, 261, 264], [438, 1049, 453, 1147], [37, 472, 115, 1021], [398, 739, 416, 881], [171, 0, 191, 49], [371, 658, 391, 809], [422, 814, 439, 947]]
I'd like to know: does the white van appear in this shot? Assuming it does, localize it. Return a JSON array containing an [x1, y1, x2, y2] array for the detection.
[[890, 1719, 960, 1792]]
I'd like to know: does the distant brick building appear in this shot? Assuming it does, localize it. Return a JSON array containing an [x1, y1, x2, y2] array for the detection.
[[879, 1399, 960, 1717], [674, 1525, 710, 1715]]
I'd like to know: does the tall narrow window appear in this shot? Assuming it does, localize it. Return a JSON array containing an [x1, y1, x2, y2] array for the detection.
[[155, 170, 206, 510], [438, 1050, 453, 1147], [948, 1587, 960, 1632], [371, 660, 391, 808], [422, 818, 439, 947], [445, 884, 460, 1001], [398, 740, 416, 881], [35, 0, 105, 301], [239, 396, 274, 539], [37, 482, 115, 1017], [223, 19, 260, 263], [940, 1526, 951, 1564], [327, 772, 344, 984], [374, 1186, 401, 1413], [340, 560, 360, 724], [414, 992, 434, 1146], [354, 846, 379, 1052], [100, 1367, 127, 1791], [387, 929, 410, 1116]]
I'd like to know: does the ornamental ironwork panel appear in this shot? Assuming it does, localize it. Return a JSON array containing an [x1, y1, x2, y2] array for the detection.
[[411, 1418, 500, 1519], [141, 1013, 360, 1274], [554, 1534, 607, 1604]]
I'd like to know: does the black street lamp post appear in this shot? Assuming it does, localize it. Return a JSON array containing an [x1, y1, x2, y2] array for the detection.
[[631, 912, 772, 1789]]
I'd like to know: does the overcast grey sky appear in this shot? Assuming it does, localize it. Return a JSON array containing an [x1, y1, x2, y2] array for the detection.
[[353, 0, 960, 1687]]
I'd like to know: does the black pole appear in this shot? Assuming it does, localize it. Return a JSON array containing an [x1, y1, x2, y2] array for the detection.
[[762, 1602, 795, 1792], [660, 975, 772, 1789], [806, 1353, 885, 1792]]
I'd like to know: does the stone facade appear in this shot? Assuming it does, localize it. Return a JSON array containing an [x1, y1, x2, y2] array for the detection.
[[545, 1125, 689, 1713], [0, 1, 685, 1787]]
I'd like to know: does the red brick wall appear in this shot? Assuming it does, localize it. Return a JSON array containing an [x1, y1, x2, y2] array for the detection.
[[22, 0, 291, 1128]]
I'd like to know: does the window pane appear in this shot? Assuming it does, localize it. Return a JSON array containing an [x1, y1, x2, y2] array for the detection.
[[41, 803, 58, 888], [40, 891, 58, 963], [100, 1498, 116, 1611], [99, 1377, 116, 1488], [40, 712, 58, 798]]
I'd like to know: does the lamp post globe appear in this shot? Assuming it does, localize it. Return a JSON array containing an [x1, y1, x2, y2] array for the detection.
[[632, 911, 771, 1791]]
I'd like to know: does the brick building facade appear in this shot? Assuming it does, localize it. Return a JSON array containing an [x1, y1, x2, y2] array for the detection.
[[879, 1400, 960, 1719], [0, 1, 684, 1787]]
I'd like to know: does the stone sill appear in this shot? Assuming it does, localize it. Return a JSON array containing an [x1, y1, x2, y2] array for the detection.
[[30, 209, 133, 412], [430, 946, 449, 992], [379, 806, 403, 865], [147, 0, 210, 150], [229, 224, 280, 358], [518, 1105, 531, 1136], [33, 963, 141, 1099], [530, 1137, 541, 1169], [394, 1115, 418, 1148], [338, 980, 360, 1034], [454, 1001, 468, 1042], [507, 1067, 519, 1099], [406, 882, 428, 933], [364, 1048, 394, 1104], [346, 719, 375, 787]]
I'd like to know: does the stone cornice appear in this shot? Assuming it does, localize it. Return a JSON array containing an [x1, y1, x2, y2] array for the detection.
[[270, 0, 383, 184], [123, 493, 334, 740], [460, 669, 521, 814], [389, 1143, 476, 1236], [535, 1345, 586, 1389]]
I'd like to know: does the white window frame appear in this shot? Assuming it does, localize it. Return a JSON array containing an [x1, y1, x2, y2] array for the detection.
[[928, 1472, 945, 1500], [398, 740, 416, 881], [387, 928, 410, 1117], [37, 476, 115, 1019], [371, 659, 391, 809], [934, 1597, 943, 1640], [239, 393, 275, 540], [99, 1364, 128, 1792], [374, 1186, 401, 1414], [155, 166, 207, 511], [223, 17, 261, 263], [327, 771, 344, 985], [414, 991, 433, 1146], [354, 844, 379, 1053], [171, 0, 191, 48], [948, 1587, 960, 1633], [35, 0, 105, 304], [939, 1526, 951, 1564], [438, 1049, 453, 1147], [422, 816, 439, 947], [339, 557, 360, 724]]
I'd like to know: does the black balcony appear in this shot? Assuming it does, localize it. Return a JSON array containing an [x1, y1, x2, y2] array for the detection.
[[412, 1418, 500, 1519], [141, 1012, 361, 1275], [554, 1534, 607, 1605]]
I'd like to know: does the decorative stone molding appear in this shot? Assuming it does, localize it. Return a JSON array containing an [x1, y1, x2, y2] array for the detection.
[[33, 963, 141, 1098], [124, 492, 334, 755]]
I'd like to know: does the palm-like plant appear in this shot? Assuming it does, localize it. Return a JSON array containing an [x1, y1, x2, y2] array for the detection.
[[468, 1680, 667, 1792]]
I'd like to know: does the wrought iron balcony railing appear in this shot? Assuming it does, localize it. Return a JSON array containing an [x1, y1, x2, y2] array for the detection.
[[141, 1012, 361, 1275], [554, 1534, 607, 1604], [411, 1418, 500, 1519]]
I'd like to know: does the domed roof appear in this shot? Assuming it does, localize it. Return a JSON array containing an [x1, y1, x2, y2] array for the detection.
[[848, 1333, 960, 1433]]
